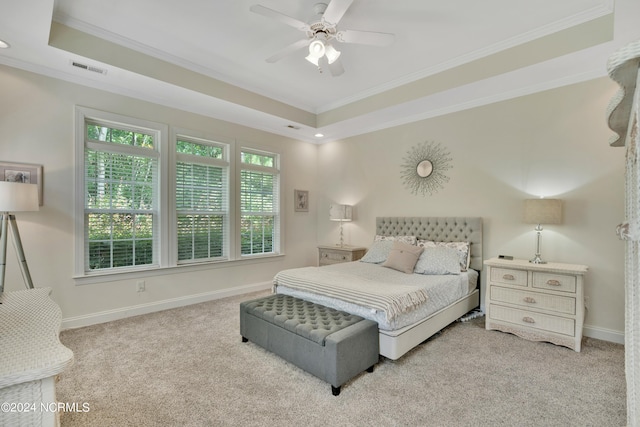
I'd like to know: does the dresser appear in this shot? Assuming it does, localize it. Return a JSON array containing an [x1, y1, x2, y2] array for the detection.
[[484, 257, 588, 352], [318, 245, 366, 266], [0, 288, 74, 426]]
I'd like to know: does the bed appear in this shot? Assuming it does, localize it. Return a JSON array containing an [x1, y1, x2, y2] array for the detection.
[[274, 216, 483, 360]]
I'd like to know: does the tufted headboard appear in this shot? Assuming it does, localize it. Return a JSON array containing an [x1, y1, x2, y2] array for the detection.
[[375, 217, 483, 272]]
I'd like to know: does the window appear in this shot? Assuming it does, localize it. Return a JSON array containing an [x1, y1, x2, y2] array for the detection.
[[175, 137, 229, 263], [75, 107, 282, 279], [240, 149, 280, 256], [83, 119, 160, 272]]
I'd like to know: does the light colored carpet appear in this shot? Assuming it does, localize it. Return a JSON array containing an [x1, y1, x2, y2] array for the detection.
[[57, 290, 626, 426]]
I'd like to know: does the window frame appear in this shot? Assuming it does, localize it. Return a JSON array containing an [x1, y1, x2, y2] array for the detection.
[[171, 129, 233, 265], [74, 107, 169, 278], [238, 146, 282, 259], [74, 107, 283, 284]]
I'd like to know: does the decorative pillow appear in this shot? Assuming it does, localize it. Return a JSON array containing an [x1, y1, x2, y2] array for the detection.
[[417, 240, 470, 271], [382, 241, 424, 274], [414, 246, 461, 275], [374, 235, 417, 246], [360, 240, 395, 264]]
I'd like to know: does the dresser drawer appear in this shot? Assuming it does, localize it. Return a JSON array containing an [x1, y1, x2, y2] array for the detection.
[[490, 267, 527, 287], [490, 304, 575, 336], [532, 272, 576, 293], [320, 249, 353, 264], [490, 286, 576, 315]]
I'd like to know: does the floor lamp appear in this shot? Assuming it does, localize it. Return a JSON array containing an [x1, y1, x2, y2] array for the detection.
[[0, 181, 39, 295]]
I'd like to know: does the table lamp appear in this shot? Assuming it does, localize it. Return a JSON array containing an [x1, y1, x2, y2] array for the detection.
[[523, 198, 562, 264], [329, 204, 352, 247]]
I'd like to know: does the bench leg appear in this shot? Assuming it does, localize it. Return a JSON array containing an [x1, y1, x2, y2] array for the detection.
[[331, 385, 341, 396]]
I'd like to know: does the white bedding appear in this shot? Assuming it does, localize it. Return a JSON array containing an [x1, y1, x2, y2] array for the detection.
[[274, 261, 478, 331]]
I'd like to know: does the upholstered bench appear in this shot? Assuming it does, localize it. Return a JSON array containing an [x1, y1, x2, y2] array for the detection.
[[240, 294, 379, 396]]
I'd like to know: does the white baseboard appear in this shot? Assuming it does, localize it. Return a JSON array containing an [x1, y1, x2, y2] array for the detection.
[[61, 286, 627, 346], [61, 281, 271, 330], [583, 324, 624, 344]]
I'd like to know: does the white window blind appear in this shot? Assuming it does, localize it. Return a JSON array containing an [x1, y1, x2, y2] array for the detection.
[[240, 150, 280, 256], [84, 121, 159, 272], [175, 138, 229, 263], [75, 107, 284, 281]]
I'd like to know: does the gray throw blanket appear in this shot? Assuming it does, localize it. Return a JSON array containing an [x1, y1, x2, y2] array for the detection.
[[273, 266, 429, 322]]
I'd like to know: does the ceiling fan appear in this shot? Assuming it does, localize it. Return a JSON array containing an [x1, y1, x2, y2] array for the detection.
[[250, 0, 395, 76]]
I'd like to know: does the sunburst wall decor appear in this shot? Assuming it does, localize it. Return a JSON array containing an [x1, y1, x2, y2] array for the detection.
[[401, 141, 453, 196]]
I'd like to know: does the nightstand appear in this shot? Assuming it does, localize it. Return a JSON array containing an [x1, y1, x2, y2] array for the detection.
[[484, 257, 588, 352], [318, 245, 366, 266]]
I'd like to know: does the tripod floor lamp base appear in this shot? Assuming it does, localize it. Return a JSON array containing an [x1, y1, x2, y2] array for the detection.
[[0, 213, 35, 295], [0, 181, 39, 297]]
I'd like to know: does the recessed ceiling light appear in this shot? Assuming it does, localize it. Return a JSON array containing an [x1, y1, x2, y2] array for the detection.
[[0, 40, 10, 49], [315, 133, 324, 138]]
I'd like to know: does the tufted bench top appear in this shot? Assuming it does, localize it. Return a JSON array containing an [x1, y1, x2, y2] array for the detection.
[[241, 294, 365, 345]]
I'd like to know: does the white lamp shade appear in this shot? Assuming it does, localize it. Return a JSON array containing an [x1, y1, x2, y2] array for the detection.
[[305, 54, 320, 66], [523, 198, 562, 224], [306, 39, 329, 66], [308, 40, 325, 58], [329, 204, 352, 221], [325, 44, 341, 64], [0, 181, 39, 212]]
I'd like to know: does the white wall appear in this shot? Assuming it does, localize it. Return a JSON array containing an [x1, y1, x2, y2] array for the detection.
[[0, 65, 319, 327], [317, 77, 626, 341], [0, 64, 626, 342]]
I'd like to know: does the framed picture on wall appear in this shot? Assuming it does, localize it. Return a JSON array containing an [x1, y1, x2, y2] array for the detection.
[[294, 189, 309, 212], [0, 161, 44, 206]]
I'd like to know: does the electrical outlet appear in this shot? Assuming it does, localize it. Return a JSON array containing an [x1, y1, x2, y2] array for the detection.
[[136, 280, 146, 292]]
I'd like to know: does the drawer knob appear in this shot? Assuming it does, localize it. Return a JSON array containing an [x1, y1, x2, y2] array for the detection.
[[522, 316, 536, 324], [523, 297, 536, 304], [503, 274, 515, 280], [546, 279, 561, 287]]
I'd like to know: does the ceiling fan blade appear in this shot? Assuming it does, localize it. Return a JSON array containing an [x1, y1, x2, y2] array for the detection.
[[250, 4, 310, 32], [322, 0, 354, 26], [266, 38, 310, 63], [328, 57, 345, 77], [336, 30, 395, 46]]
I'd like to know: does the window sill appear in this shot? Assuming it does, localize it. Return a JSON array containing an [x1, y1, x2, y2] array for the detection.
[[73, 253, 285, 286]]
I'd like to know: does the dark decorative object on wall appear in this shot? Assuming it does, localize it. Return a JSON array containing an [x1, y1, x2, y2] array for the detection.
[[401, 141, 452, 196]]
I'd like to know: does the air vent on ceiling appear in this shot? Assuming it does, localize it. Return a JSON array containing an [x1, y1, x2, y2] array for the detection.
[[70, 60, 107, 75]]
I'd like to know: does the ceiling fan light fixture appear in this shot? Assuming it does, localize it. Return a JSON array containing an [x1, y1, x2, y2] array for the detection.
[[252, 1, 397, 77], [307, 39, 326, 58], [305, 54, 319, 66], [325, 43, 341, 64]]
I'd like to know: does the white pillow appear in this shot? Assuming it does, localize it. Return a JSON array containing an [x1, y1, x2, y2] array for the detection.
[[414, 246, 461, 275], [360, 240, 395, 264], [417, 240, 470, 271]]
